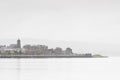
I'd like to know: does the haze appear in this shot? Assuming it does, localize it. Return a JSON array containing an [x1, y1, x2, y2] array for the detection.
[[0, 0, 120, 56]]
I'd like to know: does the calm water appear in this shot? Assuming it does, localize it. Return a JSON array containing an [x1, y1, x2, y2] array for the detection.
[[0, 57, 120, 80]]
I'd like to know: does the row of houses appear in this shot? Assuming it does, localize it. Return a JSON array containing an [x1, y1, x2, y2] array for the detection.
[[0, 39, 92, 57], [0, 39, 73, 55], [0, 45, 73, 55]]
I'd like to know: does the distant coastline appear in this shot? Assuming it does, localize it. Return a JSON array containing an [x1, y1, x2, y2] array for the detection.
[[0, 39, 106, 58], [0, 55, 107, 58]]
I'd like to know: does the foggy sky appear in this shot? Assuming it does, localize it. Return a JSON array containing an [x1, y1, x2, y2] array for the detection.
[[0, 0, 120, 56]]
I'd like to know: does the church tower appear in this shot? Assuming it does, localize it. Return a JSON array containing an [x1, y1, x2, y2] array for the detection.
[[17, 39, 21, 48]]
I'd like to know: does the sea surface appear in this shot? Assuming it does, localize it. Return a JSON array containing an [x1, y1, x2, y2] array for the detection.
[[0, 57, 120, 80]]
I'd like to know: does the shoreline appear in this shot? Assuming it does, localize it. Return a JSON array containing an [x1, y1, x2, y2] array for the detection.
[[0, 55, 107, 58]]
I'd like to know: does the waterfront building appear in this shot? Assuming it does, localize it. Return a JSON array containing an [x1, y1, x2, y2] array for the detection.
[[65, 47, 73, 55], [54, 47, 63, 54], [17, 39, 21, 48], [23, 44, 49, 55]]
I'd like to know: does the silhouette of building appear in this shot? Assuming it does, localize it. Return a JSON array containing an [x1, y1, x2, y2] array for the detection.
[[54, 47, 63, 54], [17, 39, 21, 48], [65, 47, 73, 55], [23, 44, 48, 54]]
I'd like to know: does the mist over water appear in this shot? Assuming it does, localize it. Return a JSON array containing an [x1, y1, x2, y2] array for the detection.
[[0, 57, 120, 80]]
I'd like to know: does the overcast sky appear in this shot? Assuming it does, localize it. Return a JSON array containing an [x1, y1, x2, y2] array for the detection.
[[0, 0, 120, 56]]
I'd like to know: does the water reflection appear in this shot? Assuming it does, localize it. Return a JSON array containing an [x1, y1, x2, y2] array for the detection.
[[0, 58, 120, 80]]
